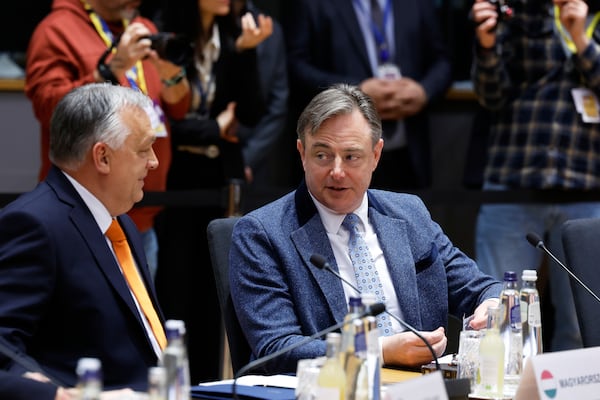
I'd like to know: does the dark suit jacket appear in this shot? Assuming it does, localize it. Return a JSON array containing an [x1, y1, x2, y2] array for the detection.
[[229, 182, 502, 373], [283, 0, 452, 187], [0, 166, 163, 391], [0, 370, 57, 400]]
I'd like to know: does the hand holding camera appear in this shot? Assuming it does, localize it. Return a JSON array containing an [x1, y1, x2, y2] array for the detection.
[[471, 0, 508, 49]]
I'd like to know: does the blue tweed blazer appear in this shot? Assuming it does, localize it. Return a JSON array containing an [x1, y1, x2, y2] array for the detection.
[[229, 182, 501, 373]]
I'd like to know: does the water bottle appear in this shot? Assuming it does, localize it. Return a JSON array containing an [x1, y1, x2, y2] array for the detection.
[[351, 318, 369, 400], [339, 296, 364, 368], [148, 366, 168, 400], [361, 293, 381, 400], [76, 357, 102, 400], [339, 296, 364, 400], [161, 319, 191, 400], [499, 271, 523, 397], [476, 306, 504, 398], [316, 332, 346, 400], [520, 269, 543, 364]]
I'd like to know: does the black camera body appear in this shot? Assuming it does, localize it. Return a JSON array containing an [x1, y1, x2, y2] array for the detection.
[[489, 0, 514, 21], [145, 33, 192, 66]]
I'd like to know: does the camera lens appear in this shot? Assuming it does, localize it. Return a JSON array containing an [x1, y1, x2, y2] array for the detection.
[[145, 33, 192, 66]]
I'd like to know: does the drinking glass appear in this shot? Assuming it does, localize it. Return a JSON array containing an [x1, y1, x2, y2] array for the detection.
[[295, 357, 323, 400], [457, 329, 483, 392]]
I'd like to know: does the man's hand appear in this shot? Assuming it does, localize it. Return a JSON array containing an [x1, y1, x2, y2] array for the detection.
[[109, 22, 154, 79], [554, 0, 590, 53], [469, 298, 501, 330], [381, 326, 447, 367], [472, 0, 499, 49]]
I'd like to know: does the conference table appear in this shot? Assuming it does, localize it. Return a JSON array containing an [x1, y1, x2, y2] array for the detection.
[[381, 367, 422, 384]]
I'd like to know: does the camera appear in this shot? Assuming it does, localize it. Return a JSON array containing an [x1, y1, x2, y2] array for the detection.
[[145, 33, 193, 66], [488, 0, 514, 21]]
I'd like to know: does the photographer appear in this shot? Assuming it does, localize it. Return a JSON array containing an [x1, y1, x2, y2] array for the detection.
[[25, 0, 192, 279], [471, 0, 600, 351]]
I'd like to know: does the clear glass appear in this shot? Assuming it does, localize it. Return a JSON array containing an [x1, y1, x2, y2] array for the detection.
[[457, 330, 483, 392], [295, 358, 323, 400]]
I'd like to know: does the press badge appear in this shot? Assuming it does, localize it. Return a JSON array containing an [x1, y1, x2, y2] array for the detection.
[[571, 88, 600, 123], [377, 63, 402, 80], [148, 99, 168, 137]]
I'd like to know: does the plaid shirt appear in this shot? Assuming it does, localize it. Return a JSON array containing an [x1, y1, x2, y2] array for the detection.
[[472, 5, 600, 189]]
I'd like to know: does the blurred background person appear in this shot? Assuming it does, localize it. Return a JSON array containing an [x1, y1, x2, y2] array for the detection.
[[155, 0, 271, 383], [24, 0, 191, 279], [471, 0, 600, 351], [233, 0, 289, 189], [282, 0, 452, 191]]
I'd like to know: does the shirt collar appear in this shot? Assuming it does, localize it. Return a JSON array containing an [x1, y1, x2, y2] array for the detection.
[[309, 191, 369, 234], [61, 170, 113, 233]]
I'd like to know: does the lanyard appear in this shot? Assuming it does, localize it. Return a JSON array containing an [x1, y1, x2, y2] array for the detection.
[[354, 0, 393, 63], [81, 0, 148, 94], [554, 5, 600, 54]]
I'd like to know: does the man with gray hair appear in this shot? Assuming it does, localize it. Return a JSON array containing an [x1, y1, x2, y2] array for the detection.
[[0, 83, 165, 391], [229, 83, 502, 373]]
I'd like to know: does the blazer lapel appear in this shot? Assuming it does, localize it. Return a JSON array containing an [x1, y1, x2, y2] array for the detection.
[[368, 205, 423, 329], [292, 185, 348, 324], [48, 168, 155, 333]]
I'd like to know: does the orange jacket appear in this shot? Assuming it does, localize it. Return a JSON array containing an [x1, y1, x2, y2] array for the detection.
[[25, 0, 190, 231]]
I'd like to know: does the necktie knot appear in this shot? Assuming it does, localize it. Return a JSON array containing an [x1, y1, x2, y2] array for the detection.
[[106, 220, 126, 242], [342, 213, 360, 234]]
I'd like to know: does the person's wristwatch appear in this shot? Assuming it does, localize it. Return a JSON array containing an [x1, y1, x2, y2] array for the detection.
[[97, 47, 119, 85]]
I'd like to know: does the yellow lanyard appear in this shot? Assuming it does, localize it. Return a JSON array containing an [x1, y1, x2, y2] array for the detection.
[[554, 5, 600, 54], [81, 0, 148, 94]]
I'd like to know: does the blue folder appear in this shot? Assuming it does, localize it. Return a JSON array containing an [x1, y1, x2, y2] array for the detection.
[[191, 383, 295, 400]]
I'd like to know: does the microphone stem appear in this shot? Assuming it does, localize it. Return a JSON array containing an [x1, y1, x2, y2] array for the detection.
[[542, 244, 600, 304]]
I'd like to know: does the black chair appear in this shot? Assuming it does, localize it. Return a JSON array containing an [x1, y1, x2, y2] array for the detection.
[[206, 216, 251, 378], [561, 217, 600, 347]]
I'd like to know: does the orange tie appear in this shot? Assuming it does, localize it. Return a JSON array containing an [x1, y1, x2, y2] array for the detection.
[[106, 219, 167, 350]]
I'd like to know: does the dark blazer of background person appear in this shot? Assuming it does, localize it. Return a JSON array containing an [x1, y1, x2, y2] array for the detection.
[[283, 0, 452, 188], [0, 167, 162, 391]]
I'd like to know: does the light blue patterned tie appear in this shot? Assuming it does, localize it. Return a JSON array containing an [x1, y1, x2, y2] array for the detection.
[[342, 213, 393, 336]]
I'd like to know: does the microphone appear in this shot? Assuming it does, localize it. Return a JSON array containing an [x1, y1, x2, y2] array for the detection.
[[309, 253, 441, 372], [526, 232, 600, 304], [232, 302, 386, 399]]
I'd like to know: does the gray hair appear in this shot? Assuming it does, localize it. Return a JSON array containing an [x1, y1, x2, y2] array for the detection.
[[49, 83, 154, 169], [296, 83, 382, 147]]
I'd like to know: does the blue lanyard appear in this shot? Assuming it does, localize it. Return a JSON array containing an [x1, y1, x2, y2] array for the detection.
[[354, 0, 393, 63]]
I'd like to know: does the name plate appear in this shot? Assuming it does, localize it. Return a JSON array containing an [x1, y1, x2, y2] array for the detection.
[[515, 346, 600, 400], [385, 370, 448, 400]]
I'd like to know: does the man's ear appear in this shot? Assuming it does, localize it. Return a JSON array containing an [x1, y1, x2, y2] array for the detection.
[[92, 142, 111, 174]]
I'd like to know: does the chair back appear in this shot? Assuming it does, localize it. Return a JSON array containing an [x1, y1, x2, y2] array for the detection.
[[561, 217, 600, 347], [206, 216, 251, 376]]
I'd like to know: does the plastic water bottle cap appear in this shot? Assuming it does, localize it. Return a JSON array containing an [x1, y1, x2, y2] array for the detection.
[[76, 357, 101, 375], [504, 271, 518, 281], [522, 269, 537, 281]]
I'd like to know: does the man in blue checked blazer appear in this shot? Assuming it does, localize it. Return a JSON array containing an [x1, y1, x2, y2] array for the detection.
[[229, 84, 502, 374]]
